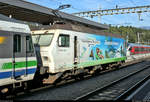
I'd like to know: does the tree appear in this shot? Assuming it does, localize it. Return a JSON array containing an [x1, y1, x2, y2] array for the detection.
[[105, 26, 150, 44]]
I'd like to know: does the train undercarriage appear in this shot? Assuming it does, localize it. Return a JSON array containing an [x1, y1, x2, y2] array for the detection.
[[41, 61, 125, 84]]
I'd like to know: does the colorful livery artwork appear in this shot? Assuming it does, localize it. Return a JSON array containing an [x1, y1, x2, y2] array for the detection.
[[79, 34, 126, 62]]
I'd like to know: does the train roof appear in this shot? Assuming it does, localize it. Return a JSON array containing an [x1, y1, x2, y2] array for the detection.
[[0, 14, 30, 33], [31, 23, 123, 38], [128, 43, 150, 47]]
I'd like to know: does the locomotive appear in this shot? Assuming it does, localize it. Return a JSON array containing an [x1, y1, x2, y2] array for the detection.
[[31, 23, 126, 84]]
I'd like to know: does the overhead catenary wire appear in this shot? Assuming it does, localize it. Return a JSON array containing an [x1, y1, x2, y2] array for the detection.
[[129, 0, 150, 21]]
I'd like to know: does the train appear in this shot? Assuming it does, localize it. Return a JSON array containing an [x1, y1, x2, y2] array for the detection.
[[0, 14, 150, 95], [31, 23, 126, 84], [126, 43, 150, 62], [0, 14, 37, 94]]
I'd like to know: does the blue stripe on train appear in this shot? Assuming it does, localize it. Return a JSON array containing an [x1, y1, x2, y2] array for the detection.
[[0, 68, 37, 79]]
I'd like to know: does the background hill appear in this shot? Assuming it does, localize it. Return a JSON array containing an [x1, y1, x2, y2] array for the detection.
[[105, 26, 150, 44]]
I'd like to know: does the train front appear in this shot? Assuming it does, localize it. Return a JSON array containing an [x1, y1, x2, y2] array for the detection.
[[31, 29, 56, 76]]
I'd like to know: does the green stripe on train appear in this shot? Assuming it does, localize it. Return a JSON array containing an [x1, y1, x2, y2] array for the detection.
[[2, 61, 37, 70], [77, 56, 126, 68]]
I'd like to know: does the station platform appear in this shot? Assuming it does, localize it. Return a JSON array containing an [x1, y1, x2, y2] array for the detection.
[[127, 79, 150, 101]]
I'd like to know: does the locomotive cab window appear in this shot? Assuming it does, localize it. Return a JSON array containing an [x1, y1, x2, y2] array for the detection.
[[14, 35, 21, 53], [32, 33, 54, 46], [58, 34, 70, 47]]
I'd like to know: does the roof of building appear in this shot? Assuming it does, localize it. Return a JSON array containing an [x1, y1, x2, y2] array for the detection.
[[0, 0, 109, 30], [0, 14, 24, 23]]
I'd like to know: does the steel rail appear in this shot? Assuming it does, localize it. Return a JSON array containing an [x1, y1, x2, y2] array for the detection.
[[74, 64, 150, 101], [114, 72, 150, 100]]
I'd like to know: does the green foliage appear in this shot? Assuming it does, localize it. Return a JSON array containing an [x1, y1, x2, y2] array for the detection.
[[104, 26, 150, 44]]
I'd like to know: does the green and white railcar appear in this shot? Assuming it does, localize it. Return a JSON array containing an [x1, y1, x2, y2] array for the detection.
[[0, 15, 37, 91]]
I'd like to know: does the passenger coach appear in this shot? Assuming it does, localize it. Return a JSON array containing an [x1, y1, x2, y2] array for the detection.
[[126, 43, 150, 62], [0, 14, 37, 93]]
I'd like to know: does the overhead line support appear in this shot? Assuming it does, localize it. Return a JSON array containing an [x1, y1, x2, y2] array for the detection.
[[73, 5, 150, 19]]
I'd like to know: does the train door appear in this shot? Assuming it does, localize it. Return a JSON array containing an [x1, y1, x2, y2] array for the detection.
[[57, 34, 73, 69], [25, 36, 34, 76], [74, 36, 80, 65], [12, 34, 27, 79]]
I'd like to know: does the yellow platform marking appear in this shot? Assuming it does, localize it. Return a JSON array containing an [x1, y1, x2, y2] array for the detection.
[[0, 37, 6, 44]]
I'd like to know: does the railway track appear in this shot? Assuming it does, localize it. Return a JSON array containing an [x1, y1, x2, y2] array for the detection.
[[74, 64, 150, 101], [2, 59, 147, 100]]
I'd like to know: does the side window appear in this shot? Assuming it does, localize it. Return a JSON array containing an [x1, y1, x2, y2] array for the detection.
[[14, 35, 21, 53], [58, 34, 70, 47], [26, 36, 34, 53]]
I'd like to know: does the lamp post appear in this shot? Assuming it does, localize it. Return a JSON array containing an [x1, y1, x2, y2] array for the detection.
[[137, 32, 144, 44]]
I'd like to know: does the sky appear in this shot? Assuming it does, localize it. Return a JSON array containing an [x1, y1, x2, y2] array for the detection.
[[26, 0, 150, 28]]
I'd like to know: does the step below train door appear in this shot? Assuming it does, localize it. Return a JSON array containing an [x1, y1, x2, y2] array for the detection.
[[25, 36, 35, 77]]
